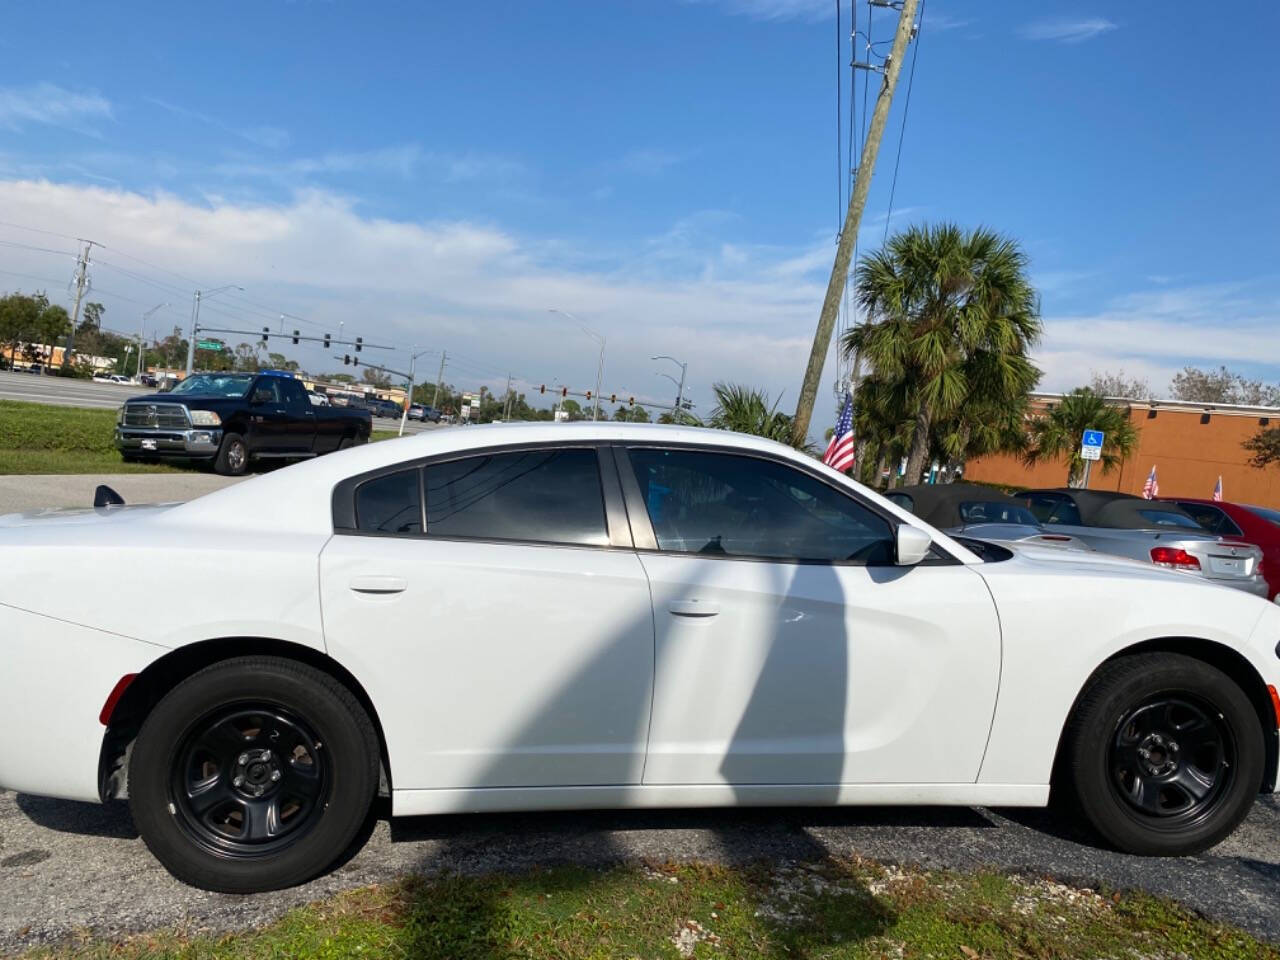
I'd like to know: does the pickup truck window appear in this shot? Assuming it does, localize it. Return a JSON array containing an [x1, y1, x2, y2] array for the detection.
[[171, 373, 254, 398], [280, 378, 309, 413]]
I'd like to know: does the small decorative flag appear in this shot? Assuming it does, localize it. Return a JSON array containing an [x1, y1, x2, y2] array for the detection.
[[823, 394, 856, 473], [1142, 465, 1159, 500], [1212, 476, 1223, 502]]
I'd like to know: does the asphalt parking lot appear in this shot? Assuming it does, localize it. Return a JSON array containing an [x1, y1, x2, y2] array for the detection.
[[1, 790, 1277, 950]]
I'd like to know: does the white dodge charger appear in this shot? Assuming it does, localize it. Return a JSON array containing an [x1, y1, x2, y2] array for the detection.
[[1, 423, 1277, 893]]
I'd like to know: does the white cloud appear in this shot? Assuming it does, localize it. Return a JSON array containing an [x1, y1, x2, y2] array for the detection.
[[212, 145, 524, 185], [0, 83, 113, 135], [1019, 17, 1117, 43], [145, 97, 290, 150], [0, 179, 828, 412], [1035, 282, 1280, 394]]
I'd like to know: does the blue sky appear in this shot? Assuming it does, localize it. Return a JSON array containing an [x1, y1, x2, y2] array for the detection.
[[1, 0, 1277, 422]]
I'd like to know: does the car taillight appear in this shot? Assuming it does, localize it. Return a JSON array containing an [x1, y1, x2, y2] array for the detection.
[[1150, 547, 1201, 570]]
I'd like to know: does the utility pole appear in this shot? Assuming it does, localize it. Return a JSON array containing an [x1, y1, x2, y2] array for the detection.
[[502, 373, 514, 420], [185, 285, 243, 376], [138, 302, 168, 381], [62, 240, 95, 368], [791, 0, 919, 448], [433, 350, 447, 413]]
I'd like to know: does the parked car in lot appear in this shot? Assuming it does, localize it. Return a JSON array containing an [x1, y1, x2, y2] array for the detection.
[[367, 398, 403, 419], [308, 391, 330, 407], [1, 423, 1277, 893], [885, 483, 1089, 551], [1163, 497, 1280, 600], [408, 404, 442, 422], [1016, 488, 1268, 597], [115, 370, 372, 475]]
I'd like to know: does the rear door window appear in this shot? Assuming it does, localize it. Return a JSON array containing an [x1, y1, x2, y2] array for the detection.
[[424, 448, 608, 546], [355, 469, 422, 534]]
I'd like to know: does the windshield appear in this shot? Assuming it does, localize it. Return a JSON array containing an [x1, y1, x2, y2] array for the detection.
[[959, 501, 1040, 526], [1246, 505, 1280, 528], [169, 374, 255, 398], [1136, 509, 1202, 529]]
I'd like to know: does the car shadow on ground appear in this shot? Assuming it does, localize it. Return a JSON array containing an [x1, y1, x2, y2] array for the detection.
[[14, 793, 139, 840]]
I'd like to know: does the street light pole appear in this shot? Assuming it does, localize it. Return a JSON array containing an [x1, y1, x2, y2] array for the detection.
[[185, 285, 243, 376], [652, 355, 687, 424], [549, 308, 605, 421], [139, 302, 167, 381], [399, 347, 436, 437]]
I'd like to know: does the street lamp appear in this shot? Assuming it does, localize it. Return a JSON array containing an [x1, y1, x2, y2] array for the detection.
[[549, 308, 605, 421], [652, 355, 688, 424], [139, 302, 168, 381], [185, 284, 244, 375], [398, 347, 437, 437]]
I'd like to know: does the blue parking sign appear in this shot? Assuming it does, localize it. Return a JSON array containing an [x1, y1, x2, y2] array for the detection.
[[1082, 429, 1104, 448]]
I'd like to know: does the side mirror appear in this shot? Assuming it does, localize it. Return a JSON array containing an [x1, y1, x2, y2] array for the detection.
[[895, 524, 933, 566]]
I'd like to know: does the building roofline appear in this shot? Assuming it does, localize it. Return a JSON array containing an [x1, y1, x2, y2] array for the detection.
[[1030, 392, 1280, 417]]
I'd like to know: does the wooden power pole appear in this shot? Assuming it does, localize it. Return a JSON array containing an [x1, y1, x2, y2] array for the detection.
[[791, 0, 919, 448], [61, 240, 95, 368]]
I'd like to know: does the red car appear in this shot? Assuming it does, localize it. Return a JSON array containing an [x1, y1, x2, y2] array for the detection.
[[1161, 497, 1280, 600]]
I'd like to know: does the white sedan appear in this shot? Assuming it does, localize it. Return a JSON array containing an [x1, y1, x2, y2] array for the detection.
[[1, 423, 1277, 893]]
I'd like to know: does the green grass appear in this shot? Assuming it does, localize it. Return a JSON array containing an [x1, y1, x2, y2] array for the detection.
[[22, 859, 1277, 960], [0, 399, 400, 474], [0, 400, 179, 475]]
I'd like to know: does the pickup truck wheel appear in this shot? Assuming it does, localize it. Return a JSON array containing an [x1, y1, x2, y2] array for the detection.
[[128, 656, 379, 893], [214, 432, 248, 476], [1063, 653, 1262, 855]]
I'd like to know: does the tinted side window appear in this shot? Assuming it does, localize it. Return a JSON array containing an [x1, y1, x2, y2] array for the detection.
[[1025, 494, 1081, 525], [884, 492, 915, 513], [1137, 509, 1202, 529], [424, 449, 608, 546], [281, 379, 309, 412], [356, 469, 422, 534], [1178, 503, 1242, 536], [627, 448, 894, 563]]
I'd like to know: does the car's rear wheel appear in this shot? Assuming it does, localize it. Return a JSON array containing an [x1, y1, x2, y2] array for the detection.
[[128, 657, 379, 892], [1063, 652, 1263, 855], [213, 432, 248, 476]]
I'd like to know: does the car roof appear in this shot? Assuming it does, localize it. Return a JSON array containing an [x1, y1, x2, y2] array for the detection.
[[890, 483, 1026, 528], [1018, 487, 1198, 528], [160, 421, 978, 562]]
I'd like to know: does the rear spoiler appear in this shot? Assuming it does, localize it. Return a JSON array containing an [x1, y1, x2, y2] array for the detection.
[[94, 485, 125, 508]]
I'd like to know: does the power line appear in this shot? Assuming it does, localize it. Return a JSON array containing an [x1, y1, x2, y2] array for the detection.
[[882, 0, 925, 241]]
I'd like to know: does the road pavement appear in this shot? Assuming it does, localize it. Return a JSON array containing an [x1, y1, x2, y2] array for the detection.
[[0, 791, 1276, 950], [0, 474, 244, 514]]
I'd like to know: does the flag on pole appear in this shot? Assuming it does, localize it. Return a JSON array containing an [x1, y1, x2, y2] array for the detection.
[[823, 394, 856, 472], [1212, 476, 1223, 502], [1142, 464, 1159, 499]]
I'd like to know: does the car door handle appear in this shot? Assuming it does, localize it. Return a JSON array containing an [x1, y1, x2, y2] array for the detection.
[[668, 599, 719, 618], [350, 575, 408, 595]]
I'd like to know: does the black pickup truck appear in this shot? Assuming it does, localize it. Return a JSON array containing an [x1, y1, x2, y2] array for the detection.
[[115, 370, 372, 475]]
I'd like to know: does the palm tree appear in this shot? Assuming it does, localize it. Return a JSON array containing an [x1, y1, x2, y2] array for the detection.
[[708, 382, 812, 452], [842, 223, 1042, 486], [1024, 387, 1139, 486]]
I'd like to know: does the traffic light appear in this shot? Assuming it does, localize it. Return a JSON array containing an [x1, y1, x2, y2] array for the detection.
[[355, 336, 363, 352], [353, 358, 360, 367], [561, 387, 567, 398], [343, 354, 351, 365], [585, 391, 592, 400], [261, 327, 269, 343], [323, 333, 331, 349], [292, 330, 300, 345], [610, 394, 616, 404], [539, 384, 546, 394], [629, 396, 635, 406]]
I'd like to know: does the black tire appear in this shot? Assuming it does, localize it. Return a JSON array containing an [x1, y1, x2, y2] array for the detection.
[[128, 656, 379, 893], [1063, 653, 1263, 856], [213, 432, 249, 476]]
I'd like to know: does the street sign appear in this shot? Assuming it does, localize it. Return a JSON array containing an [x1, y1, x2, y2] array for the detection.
[[1081, 429, 1104, 462], [195, 339, 224, 352]]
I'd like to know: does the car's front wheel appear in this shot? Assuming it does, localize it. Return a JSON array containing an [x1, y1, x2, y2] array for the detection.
[[128, 657, 379, 892], [1063, 652, 1263, 855], [213, 432, 249, 476]]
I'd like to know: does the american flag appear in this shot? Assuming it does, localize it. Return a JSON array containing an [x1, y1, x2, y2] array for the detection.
[[1212, 476, 1223, 502], [823, 394, 856, 473], [1142, 464, 1159, 500]]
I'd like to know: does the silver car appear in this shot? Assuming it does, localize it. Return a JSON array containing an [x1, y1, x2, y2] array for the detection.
[[885, 483, 1091, 552], [1017, 488, 1267, 597]]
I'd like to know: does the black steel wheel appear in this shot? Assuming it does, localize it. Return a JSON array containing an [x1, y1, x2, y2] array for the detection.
[[129, 656, 379, 892], [1063, 652, 1263, 856], [170, 705, 330, 858]]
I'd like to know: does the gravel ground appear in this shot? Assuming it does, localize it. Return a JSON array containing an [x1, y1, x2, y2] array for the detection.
[[1, 790, 1276, 951], [0, 474, 243, 514]]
